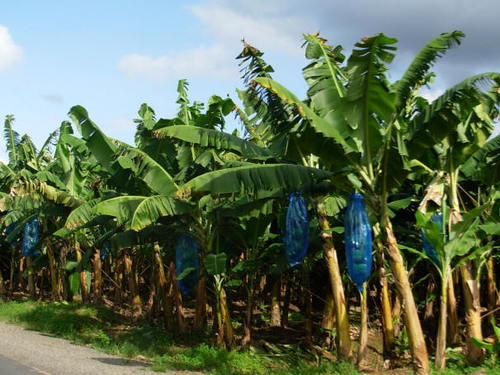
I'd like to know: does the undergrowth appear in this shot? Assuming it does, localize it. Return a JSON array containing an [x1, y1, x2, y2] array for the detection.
[[0, 300, 357, 375]]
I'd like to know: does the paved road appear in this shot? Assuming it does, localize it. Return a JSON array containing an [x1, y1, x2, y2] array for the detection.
[[0, 322, 197, 375], [0, 354, 41, 375]]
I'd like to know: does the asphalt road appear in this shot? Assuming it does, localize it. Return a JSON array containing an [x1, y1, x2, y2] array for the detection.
[[0, 322, 197, 375], [0, 354, 42, 375]]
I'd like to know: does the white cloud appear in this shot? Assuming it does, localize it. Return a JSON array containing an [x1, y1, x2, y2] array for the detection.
[[117, 45, 236, 84], [117, 1, 307, 84], [0, 25, 22, 72], [189, 1, 305, 56]]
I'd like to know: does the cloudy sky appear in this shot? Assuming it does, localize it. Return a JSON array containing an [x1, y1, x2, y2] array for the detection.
[[0, 1, 499, 161]]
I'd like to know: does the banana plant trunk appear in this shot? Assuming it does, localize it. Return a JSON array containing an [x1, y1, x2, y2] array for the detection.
[[242, 272, 255, 346], [270, 276, 281, 327], [318, 206, 352, 359], [123, 249, 142, 317], [357, 284, 368, 367], [486, 256, 499, 311], [435, 275, 448, 369], [382, 213, 430, 375], [92, 248, 103, 304], [461, 262, 484, 365], [446, 273, 459, 345], [216, 284, 234, 349], [168, 262, 186, 333], [26, 257, 35, 298], [321, 291, 335, 335], [392, 291, 402, 339], [45, 238, 61, 301], [153, 243, 173, 330], [114, 255, 123, 305], [75, 242, 89, 303], [194, 276, 207, 331], [375, 236, 394, 355], [449, 169, 484, 365], [18, 256, 25, 292]]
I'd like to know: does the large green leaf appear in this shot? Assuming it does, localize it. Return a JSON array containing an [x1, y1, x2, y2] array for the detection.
[[55, 121, 87, 197], [183, 163, 332, 194], [154, 125, 274, 160], [393, 31, 464, 108], [68, 106, 117, 169], [345, 34, 397, 164], [303, 33, 346, 99], [64, 199, 101, 229], [116, 147, 178, 195], [130, 195, 193, 231], [95, 196, 144, 226], [95, 195, 192, 231]]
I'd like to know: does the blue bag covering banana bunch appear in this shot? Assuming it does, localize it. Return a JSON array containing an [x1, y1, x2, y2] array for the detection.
[[344, 193, 372, 292], [283, 192, 309, 267], [175, 234, 199, 295], [22, 219, 40, 257]]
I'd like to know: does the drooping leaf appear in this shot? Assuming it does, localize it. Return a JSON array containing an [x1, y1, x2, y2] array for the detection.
[[130, 195, 193, 231], [154, 125, 274, 160], [393, 31, 464, 108], [116, 147, 178, 195], [95, 196, 144, 226], [68, 106, 117, 169], [184, 163, 332, 195]]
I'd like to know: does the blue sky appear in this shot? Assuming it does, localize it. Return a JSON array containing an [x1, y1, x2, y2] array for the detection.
[[1, 0, 499, 162]]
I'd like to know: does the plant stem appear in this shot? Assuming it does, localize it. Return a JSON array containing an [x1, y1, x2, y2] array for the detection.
[[435, 275, 448, 369], [357, 283, 368, 367]]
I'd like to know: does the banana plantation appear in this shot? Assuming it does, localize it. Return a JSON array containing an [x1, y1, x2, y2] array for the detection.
[[0, 31, 499, 374]]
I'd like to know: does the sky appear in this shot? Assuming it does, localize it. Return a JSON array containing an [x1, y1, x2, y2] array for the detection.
[[0, 0, 499, 162]]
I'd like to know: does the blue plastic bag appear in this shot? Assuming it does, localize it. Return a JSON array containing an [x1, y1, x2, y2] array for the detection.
[[420, 212, 443, 267], [344, 193, 372, 292], [283, 192, 309, 267], [175, 234, 199, 295], [22, 219, 40, 257]]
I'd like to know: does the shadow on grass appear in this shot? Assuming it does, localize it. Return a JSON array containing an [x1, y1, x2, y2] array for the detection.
[[92, 357, 150, 367]]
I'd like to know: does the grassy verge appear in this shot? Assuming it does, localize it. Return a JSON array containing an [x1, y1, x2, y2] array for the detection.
[[0, 300, 356, 375]]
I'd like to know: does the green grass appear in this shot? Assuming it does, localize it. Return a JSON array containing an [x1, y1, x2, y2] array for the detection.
[[0, 300, 357, 375]]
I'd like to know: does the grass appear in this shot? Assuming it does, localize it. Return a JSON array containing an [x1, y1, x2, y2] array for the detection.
[[430, 348, 500, 375], [0, 300, 357, 375]]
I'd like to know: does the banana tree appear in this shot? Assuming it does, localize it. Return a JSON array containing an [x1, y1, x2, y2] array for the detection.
[[253, 30, 500, 373], [414, 78, 499, 368]]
